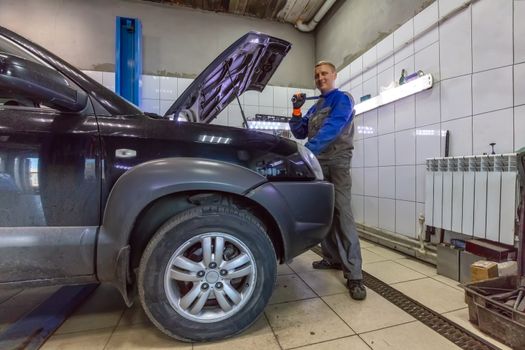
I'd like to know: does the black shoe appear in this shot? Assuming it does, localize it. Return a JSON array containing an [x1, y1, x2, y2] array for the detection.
[[347, 279, 367, 300], [312, 259, 342, 270]]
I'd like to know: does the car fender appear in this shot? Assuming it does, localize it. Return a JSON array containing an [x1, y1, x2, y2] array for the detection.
[[96, 157, 267, 287]]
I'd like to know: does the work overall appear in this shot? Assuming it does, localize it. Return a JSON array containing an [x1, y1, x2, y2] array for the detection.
[[300, 90, 363, 280]]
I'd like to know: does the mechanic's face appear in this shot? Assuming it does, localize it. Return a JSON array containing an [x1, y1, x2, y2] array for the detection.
[[314, 64, 337, 94]]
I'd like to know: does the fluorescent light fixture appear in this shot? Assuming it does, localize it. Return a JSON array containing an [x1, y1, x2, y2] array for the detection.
[[247, 121, 291, 130], [354, 74, 433, 115]]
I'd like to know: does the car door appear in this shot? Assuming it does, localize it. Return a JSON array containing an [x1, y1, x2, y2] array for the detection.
[[0, 35, 101, 285]]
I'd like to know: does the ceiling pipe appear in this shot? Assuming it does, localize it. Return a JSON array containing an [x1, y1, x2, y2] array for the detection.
[[295, 0, 336, 32]]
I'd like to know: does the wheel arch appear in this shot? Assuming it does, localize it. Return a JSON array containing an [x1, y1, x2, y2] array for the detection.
[[96, 157, 285, 304]]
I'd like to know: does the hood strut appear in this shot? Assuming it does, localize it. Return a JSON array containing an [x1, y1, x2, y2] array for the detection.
[[226, 61, 248, 129]]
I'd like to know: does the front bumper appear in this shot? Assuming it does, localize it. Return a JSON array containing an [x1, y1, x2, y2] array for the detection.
[[246, 180, 334, 261]]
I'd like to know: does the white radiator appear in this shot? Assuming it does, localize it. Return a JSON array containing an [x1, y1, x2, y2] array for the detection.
[[425, 154, 518, 245]]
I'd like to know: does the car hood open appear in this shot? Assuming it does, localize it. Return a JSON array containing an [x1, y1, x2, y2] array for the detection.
[[164, 32, 291, 123]]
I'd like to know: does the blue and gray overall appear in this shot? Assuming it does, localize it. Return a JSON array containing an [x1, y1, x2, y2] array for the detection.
[[289, 88, 363, 281]]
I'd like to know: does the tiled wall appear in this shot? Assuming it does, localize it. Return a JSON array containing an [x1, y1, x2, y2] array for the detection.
[[81, 70, 315, 129], [339, 0, 525, 239]]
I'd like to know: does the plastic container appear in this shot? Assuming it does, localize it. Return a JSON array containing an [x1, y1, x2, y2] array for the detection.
[[464, 275, 525, 349]]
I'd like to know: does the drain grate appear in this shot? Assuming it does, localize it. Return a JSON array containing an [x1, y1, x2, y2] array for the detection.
[[310, 247, 501, 350]]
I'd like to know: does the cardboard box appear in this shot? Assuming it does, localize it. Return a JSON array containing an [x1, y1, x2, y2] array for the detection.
[[460, 251, 485, 284], [470, 261, 498, 282]]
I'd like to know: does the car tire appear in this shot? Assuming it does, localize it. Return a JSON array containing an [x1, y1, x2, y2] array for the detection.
[[138, 204, 277, 342]]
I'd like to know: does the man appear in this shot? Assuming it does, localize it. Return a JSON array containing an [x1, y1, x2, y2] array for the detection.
[[289, 61, 366, 300]]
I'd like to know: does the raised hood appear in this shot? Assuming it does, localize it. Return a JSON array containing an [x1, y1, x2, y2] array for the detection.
[[164, 32, 291, 123]]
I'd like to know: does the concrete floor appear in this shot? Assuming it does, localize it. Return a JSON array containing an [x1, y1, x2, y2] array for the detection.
[[0, 239, 513, 350]]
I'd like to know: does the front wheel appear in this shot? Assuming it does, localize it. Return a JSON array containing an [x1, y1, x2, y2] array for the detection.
[[138, 204, 277, 342]]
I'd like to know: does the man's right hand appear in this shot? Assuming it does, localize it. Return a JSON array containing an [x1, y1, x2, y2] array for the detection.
[[292, 93, 306, 108], [291, 92, 306, 116]]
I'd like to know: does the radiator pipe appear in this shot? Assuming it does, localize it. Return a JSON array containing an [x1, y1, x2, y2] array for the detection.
[[418, 213, 426, 253]]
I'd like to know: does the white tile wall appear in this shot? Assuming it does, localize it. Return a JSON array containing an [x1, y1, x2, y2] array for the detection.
[[394, 19, 414, 63], [416, 164, 426, 203], [439, 0, 465, 17], [364, 167, 379, 197], [353, 114, 364, 141], [439, 9, 472, 79], [159, 76, 177, 100], [364, 196, 379, 228], [350, 56, 363, 84], [352, 139, 364, 168], [259, 86, 274, 107], [273, 86, 288, 108], [378, 166, 396, 199], [395, 129, 416, 165], [516, 0, 525, 64], [142, 99, 160, 114], [142, 75, 160, 99], [362, 76, 378, 100], [416, 82, 441, 127], [377, 33, 394, 73], [336, 65, 351, 88], [378, 133, 396, 166], [472, 66, 513, 115], [396, 200, 416, 237], [414, 1, 439, 52], [362, 110, 378, 137], [362, 46, 377, 81], [102, 72, 115, 92], [395, 95, 416, 131], [243, 90, 259, 106], [472, 108, 514, 154], [441, 75, 472, 121], [441, 116, 473, 156], [472, 0, 513, 72], [515, 105, 525, 150], [160, 100, 172, 115], [378, 103, 395, 134], [396, 165, 416, 201], [415, 41, 440, 81], [177, 78, 192, 98], [515, 63, 525, 106], [395, 54, 415, 80], [379, 198, 396, 232], [416, 125, 442, 164], [377, 67, 395, 93], [83, 70, 103, 84], [364, 137, 378, 167]]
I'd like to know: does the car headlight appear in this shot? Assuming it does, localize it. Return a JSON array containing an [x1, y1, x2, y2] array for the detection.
[[251, 142, 324, 181], [296, 143, 324, 180]]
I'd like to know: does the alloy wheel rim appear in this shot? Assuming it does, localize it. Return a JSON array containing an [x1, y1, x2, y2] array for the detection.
[[164, 232, 257, 323]]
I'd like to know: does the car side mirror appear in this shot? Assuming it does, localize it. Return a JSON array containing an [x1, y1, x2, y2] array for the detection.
[[0, 53, 88, 112]]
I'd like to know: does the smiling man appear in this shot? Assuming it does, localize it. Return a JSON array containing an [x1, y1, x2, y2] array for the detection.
[[289, 61, 366, 300]]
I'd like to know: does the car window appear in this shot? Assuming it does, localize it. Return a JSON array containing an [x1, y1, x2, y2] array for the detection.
[[0, 35, 46, 65], [0, 35, 87, 112]]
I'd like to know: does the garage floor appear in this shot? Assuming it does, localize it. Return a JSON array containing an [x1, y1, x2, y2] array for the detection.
[[0, 239, 512, 350]]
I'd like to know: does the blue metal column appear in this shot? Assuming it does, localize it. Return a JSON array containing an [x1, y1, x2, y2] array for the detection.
[[115, 17, 142, 106]]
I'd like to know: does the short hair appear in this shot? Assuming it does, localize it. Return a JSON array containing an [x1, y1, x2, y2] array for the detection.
[[315, 61, 336, 72]]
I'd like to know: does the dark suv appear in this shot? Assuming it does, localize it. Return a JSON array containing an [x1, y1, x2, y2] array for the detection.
[[0, 26, 334, 341]]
